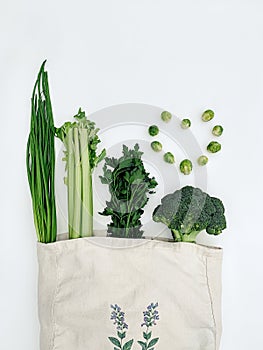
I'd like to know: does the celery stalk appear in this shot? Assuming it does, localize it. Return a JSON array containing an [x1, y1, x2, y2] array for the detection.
[[79, 129, 93, 237], [55, 109, 106, 240]]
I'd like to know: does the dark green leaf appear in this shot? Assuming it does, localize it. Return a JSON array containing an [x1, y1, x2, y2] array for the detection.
[[123, 339, 134, 350], [148, 338, 159, 347], [143, 331, 152, 340], [118, 331, 126, 339], [108, 337, 121, 348], [137, 341, 147, 350]]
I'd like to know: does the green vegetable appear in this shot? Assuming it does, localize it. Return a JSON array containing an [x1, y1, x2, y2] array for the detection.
[[181, 119, 191, 129], [202, 109, 214, 122], [164, 152, 175, 164], [180, 159, 193, 175], [99, 144, 158, 238], [161, 111, 172, 123], [151, 141, 162, 152], [197, 155, 208, 166], [148, 125, 159, 136], [207, 141, 221, 153], [152, 186, 226, 243], [212, 125, 223, 136], [26, 61, 57, 243], [55, 109, 106, 239]]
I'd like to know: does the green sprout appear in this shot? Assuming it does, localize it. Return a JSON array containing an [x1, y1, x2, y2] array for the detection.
[[181, 118, 191, 129], [207, 141, 221, 153], [151, 141, 162, 152], [148, 125, 159, 137], [212, 125, 223, 136], [164, 152, 175, 164], [161, 111, 172, 123], [202, 109, 214, 122], [180, 159, 193, 175], [198, 155, 208, 166]]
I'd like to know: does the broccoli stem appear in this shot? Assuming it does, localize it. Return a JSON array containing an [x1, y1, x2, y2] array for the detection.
[[181, 231, 200, 243], [171, 229, 182, 242]]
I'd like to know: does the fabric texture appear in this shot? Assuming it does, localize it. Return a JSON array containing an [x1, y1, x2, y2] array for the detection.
[[37, 237, 223, 350]]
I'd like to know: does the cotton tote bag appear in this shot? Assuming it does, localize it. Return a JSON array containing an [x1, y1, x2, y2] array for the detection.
[[37, 236, 223, 350]]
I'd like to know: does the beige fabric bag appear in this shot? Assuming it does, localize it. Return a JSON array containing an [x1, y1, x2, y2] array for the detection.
[[37, 237, 223, 350]]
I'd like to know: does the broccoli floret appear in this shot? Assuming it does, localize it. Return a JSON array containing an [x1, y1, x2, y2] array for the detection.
[[152, 185, 226, 243], [206, 197, 227, 235]]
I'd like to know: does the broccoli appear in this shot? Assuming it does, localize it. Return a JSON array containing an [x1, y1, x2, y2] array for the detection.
[[207, 141, 221, 153], [164, 152, 175, 164], [151, 141, 162, 152], [181, 118, 191, 129], [152, 185, 226, 242], [202, 109, 214, 122], [161, 111, 172, 123], [212, 125, 223, 136], [148, 125, 159, 136], [180, 159, 192, 175]]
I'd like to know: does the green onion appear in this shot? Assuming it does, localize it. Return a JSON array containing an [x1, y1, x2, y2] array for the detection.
[[26, 61, 57, 243]]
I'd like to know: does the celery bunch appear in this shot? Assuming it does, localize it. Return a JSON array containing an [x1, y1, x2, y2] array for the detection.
[[56, 109, 106, 239]]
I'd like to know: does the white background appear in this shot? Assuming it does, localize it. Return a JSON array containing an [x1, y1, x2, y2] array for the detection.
[[1, 0, 263, 349]]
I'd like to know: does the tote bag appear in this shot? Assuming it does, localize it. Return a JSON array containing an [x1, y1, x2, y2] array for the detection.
[[38, 236, 222, 350]]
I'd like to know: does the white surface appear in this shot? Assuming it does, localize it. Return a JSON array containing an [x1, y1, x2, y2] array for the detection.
[[0, 0, 263, 349]]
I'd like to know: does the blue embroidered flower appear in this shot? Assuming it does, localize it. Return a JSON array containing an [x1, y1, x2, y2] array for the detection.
[[110, 304, 129, 331], [141, 302, 160, 327]]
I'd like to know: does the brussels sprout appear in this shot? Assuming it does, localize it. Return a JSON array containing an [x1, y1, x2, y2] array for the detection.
[[181, 119, 191, 129], [180, 159, 193, 175], [197, 155, 208, 166], [207, 141, 221, 153], [202, 109, 214, 122], [161, 111, 172, 123], [212, 125, 223, 137], [148, 125, 159, 137], [164, 152, 175, 164], [151, 141, 163, 152]]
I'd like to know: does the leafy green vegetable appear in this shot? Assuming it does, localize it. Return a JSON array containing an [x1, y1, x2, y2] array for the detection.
[[207, 141, 221, 153], [181, 118, 191, 129], [26, 61, 57, 243], [197, 155, 208, 166], [151, 141, 162, 152], [148, 125, 159, 136], [161, 111, 172, 122], [212, 125, 223, 136], [152, 186, 226, 243], [99, 144, 158, 238], [180, 159, 193, 175], [55, 109, 106, 239], [163, 152, 175, 164], [202, 109, 214, 122]]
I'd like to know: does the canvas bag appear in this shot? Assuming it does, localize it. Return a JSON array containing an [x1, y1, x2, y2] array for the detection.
[[37, 236, 223, 350]]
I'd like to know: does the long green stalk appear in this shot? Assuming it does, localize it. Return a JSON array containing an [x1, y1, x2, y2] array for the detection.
[[55, 109, 105, 239], [79, 129, 93, 237], [26, 61, 57, 243]]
